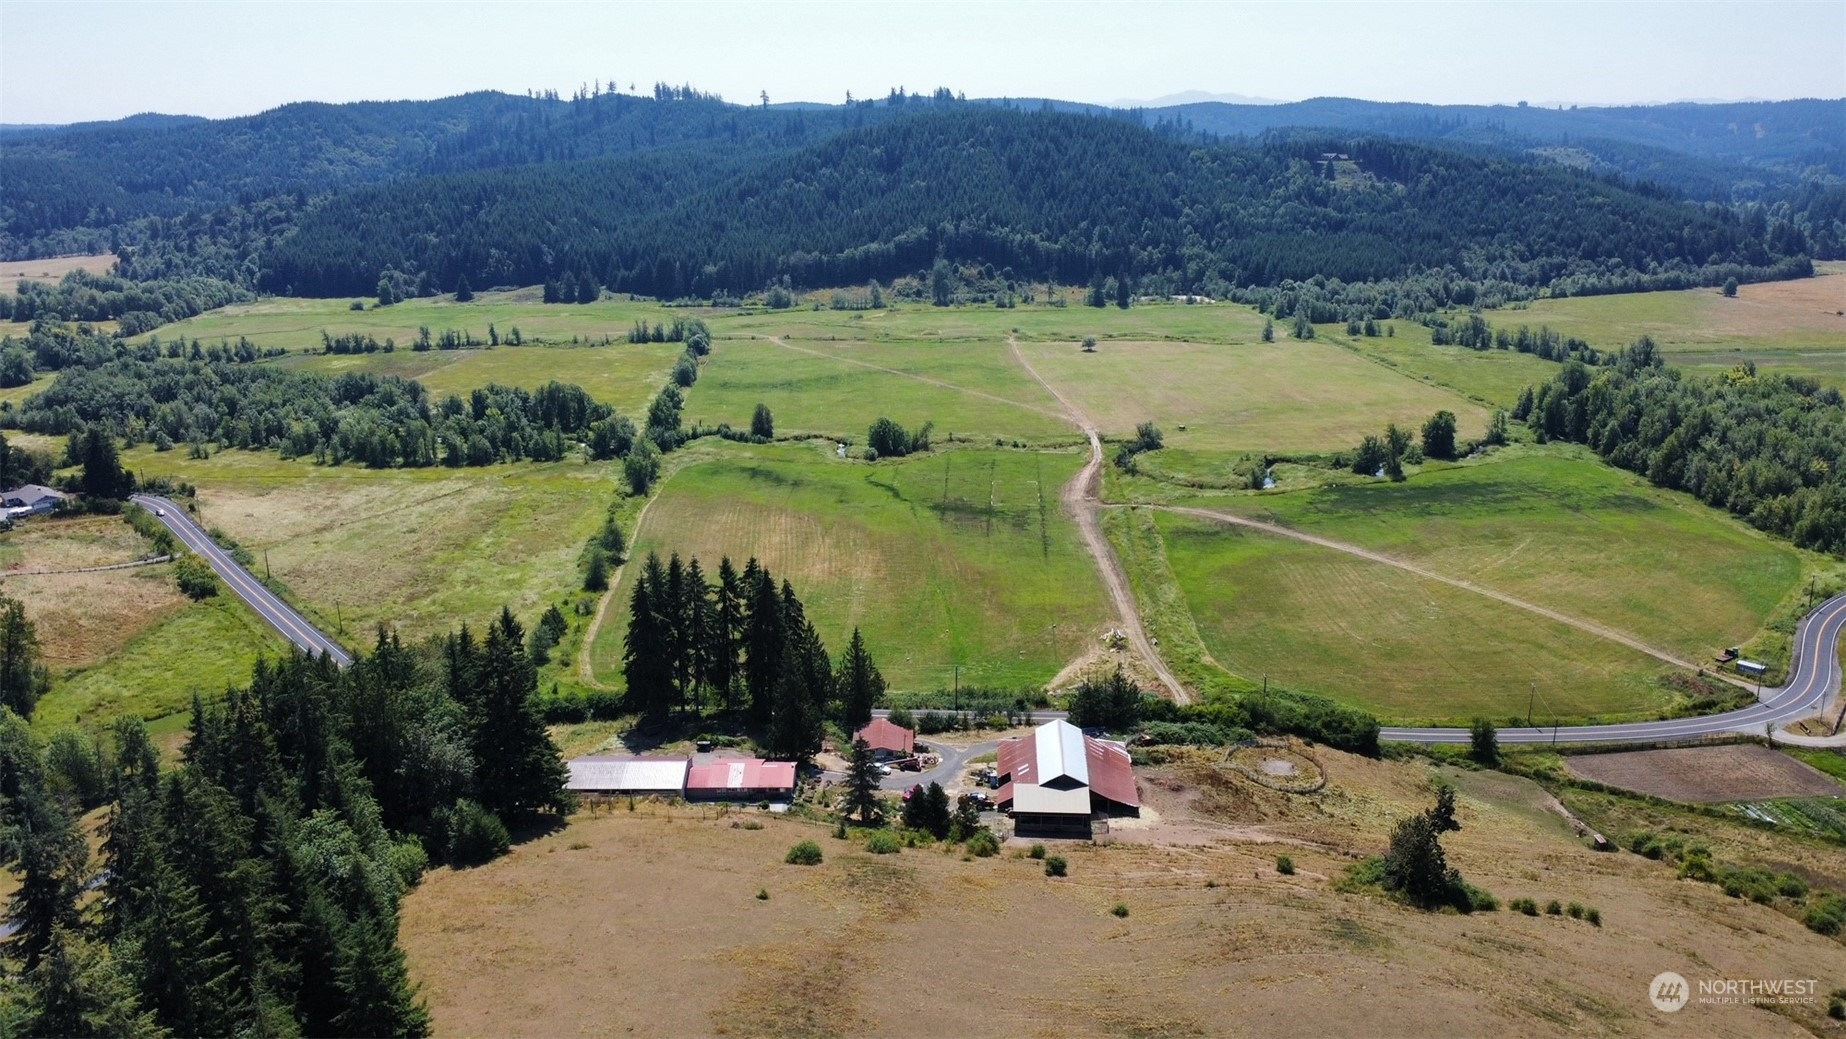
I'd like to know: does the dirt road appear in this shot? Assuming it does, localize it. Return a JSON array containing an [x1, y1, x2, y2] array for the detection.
[[1007, 335, 1187, 703]]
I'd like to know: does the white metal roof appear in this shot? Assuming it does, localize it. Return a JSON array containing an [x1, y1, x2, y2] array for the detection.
[[1011, 784, 1094, 815], [1034, 719, 1090, 789], [566, 757, 688, 792]]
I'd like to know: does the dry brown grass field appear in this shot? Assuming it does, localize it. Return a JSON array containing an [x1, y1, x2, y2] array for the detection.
[[401, 745, 1845, 1038], [0, 253, 117, 282], [0, 515, 179, 671]]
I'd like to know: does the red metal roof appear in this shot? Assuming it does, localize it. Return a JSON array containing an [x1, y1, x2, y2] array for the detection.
[[684, 758, 797, 791], [993, 723, 1138, 810], [853, 718, 915, 755], [1084, 737, 1139, 809]]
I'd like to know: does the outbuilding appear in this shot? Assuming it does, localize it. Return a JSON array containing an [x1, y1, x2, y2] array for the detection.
[[995, 719, 1140, 839], [565, 755, 690, 796], [685, 758, 798, 802], [852, 718, 915, 760]]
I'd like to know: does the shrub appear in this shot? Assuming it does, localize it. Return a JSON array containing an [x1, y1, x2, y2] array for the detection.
[[756, 887, 770, 900], [1511, 898, 1539, 916], [1544, 900, 1563, 916], [1585, 907, 1602, 927], [865, 831, 901, 855], [785, 840, 823, 866], [1465, 885, 1499, 913], [173, 552, 220, 599], [446, 799, 510, 865], [1275, 855, 1295, 876], [1044, 854, 1068, 878], [1803, 893, 1846, 935], [1111, 903, 1129, 918], [1777, 873, 1809, 899], [1028, 843, 1047, 860], [966, 830, 1000, 858], [1566, 902, 1585, 920]]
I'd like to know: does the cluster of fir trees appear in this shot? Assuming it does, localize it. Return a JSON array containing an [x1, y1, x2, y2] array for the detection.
[[622, 553, 886, 760], [258, 109, 1811, 302], [10, 328, 625, 470], [0, 613, 567, 1037], [1514, 346, 1846, 554]]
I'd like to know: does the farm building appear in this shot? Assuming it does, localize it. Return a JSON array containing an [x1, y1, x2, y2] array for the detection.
[[566, 755, 689, 796], [684, 758, 798, 802], [852, 718, 915, 759], [996, 719, 1139, 839], [2, 484, 66, 518]]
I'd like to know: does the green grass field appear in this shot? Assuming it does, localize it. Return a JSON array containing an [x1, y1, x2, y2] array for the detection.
[[1321, 324, 1561, 410], [683, 335, 1074, 443], [119, 444, 615, 644], [1144, 445, 1807, 665], [589, 441, 1112, 692], [36, 596, 288, 733], [282, 342, 685, 415], [1013, 335, 1491, 453], [1137, 507, 1675, 723]]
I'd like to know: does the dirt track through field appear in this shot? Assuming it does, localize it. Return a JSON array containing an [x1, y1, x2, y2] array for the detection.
[[578, 473, 672, 689], [1153, 502, 1735, 683], [1008, 335, 1187, 702], [758, 334, 1071, 423]]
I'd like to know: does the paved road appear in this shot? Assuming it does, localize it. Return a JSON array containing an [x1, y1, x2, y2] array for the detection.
[[130, 494, 354, 668], [1382, 591, 1846, 745]]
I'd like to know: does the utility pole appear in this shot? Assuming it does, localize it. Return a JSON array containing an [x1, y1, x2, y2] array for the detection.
[[264, 551, 271, 581], [1527, 682, 1535, 728], [953, 664, 960, 714], [1808, 574, 1818, 611]]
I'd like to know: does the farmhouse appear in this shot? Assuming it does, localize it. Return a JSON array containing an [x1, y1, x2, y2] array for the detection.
[[852, 717, 915, 760], [565, 755, 689, 797], [996, 719, 1139, 839], [2, 484, 67, 518], [684, 758, 797, 802]]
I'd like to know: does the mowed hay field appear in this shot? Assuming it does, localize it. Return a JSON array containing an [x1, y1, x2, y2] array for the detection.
[[683, 335, 1074, 443], [1130, 508, 1672, 722], [1013, 336, 1492, 453], [0, 515, 180, 671], [281, 342, 686, 416], [118, 445, 615, 643], [400, 749, 1846, 1038], [0, 253, 117, 281], [1325, 322, 1574, 409], [592, 442, 1111, 691], [1487, 263, 1846, 385], [1156, 446, 1808, 669]]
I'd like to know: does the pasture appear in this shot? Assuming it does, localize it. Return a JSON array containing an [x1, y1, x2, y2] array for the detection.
[[589, 441, 1111, 692], [0, 253, 118, 282], [1143, 445, 1809, 669], [1323, 323, 1563, 410], [1013, 336, 1492, 453], [1125, 507, 1676, 723], [117, 444, 616, 645], [1485, 264, 1846, 385], [0, 515, 180, 673], [280, 341, 686, 416], [683, 334, 1074, 443]]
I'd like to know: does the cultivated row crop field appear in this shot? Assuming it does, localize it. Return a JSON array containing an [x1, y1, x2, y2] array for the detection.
[[10, 275, 1836, 732]]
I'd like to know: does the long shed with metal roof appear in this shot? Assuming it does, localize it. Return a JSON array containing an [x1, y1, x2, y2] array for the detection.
[[996, 719, 1140, 839]]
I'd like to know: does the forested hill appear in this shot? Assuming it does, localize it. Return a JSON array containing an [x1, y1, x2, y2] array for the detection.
[[3, 88, 1839, 253], [260, 107, 1811, 300], [0, 88, 906, 246]]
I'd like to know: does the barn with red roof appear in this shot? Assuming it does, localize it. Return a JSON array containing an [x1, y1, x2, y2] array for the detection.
[[852, 718, 915, 759], [996, 719, 1139, 839]]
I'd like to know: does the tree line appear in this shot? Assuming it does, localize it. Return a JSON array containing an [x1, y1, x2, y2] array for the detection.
[[4, 325, 646, 470], [623, 552, 886, 760], [0, 613, 568, 1036], [1515, 349, 1846, 555]]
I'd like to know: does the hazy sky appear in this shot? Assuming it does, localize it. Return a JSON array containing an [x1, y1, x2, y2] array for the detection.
[[2, 1, 1842, 124]]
